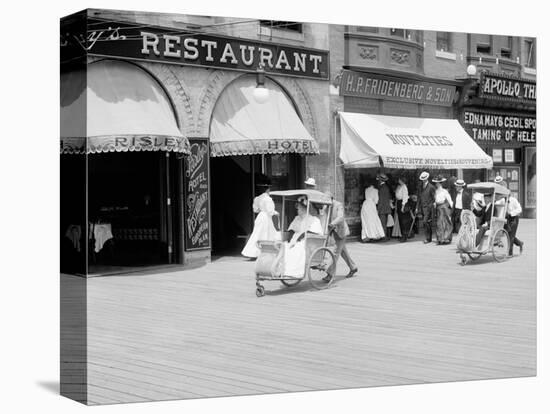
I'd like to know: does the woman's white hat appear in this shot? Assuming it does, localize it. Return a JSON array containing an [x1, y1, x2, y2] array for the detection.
[[304, 177, 316, 187]]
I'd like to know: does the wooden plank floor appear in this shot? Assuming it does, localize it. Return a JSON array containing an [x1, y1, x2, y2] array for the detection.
[[78, 219, 536, 405]]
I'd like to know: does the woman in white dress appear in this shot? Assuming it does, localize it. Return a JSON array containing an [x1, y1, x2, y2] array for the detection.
[[283, 199, 323, 278], [241, 181, 280, 258], [360, 182, 385, 242]]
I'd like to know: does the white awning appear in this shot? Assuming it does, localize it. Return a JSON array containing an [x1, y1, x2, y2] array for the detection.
[[339, 112, 493, 170], [209, 76, 319, 156], [61, 60, 189, 154]]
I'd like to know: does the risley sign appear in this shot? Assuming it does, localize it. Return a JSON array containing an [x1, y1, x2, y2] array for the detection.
[[65, 18, 329, 80]]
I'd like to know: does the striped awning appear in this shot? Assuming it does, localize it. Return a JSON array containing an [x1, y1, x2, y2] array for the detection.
[[209, 76, 319, 157], [60, 60, 189, 155]]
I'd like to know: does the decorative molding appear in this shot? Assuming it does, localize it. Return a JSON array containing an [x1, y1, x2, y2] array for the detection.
[[345, 32, 424, 51], [357, 44, 378, 60], [416, 52, 423, 68], [140, 63, 196, 137], [196, 70, 233, 138], [390, 48, 410, 65], [275, 77, 318, 142]]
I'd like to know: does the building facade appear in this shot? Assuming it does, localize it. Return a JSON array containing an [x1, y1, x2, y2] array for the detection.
[[316, 26, 537, 235], [60, 9, 332, 274], [60, 11, 537, 274]]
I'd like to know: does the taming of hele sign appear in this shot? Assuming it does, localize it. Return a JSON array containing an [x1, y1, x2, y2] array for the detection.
[[62, 18, 329, 80], [462, 110, 536, 146], [339, 70, 456, 107], [479, 73, 536, 103]]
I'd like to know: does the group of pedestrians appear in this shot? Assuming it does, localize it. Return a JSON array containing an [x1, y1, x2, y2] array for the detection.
[[360, 174, 413, 243], [241, 171, 525, 284]]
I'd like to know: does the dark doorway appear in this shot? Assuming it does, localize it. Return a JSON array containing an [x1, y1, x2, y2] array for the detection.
[[87, 152, 173, 272], [210, 154, 304, 255]]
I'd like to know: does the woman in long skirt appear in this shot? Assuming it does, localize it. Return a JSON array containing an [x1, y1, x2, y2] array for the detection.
[[432, 175, 454, 245], [360, 182, 385, 242], [241, 180, 280, 258]]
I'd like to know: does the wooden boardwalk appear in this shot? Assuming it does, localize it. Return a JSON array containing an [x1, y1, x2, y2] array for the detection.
[[65, 220, 536, 405]]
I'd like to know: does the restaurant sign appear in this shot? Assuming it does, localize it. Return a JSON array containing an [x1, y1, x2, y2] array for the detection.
[[479, 73, 536, 104], [184, 139, 211, 251], [61, 18, 329, 80], [461, 109, 536, 147], [339, 69, 457, 107]]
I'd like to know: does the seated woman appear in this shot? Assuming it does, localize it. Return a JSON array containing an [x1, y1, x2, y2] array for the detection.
[[283, 198, 323, 278]]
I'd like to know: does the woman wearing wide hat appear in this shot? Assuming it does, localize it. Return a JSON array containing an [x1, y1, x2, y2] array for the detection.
[[241, 176, 280, 259], [432, 175, 454, 245]]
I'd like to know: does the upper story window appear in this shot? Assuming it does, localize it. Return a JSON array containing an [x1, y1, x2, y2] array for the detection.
[[390, 28, 409, 39], [525, 38, 536, 68], [390, 28, 421, 43], [436, 32, 452, 52], [357, 26, 378, 33], [500, 36, 513, 59], [259, 20, 303, 33], [475, 34, 492, 55]]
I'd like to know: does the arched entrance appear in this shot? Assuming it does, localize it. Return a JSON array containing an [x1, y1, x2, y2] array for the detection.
[[208, 76, 317, 255], [61, 59, 189, 273]]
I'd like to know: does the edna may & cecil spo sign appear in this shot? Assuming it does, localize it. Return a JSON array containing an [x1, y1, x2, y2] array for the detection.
[[461, 109, 536, 147], [61, 18, 329, 80]]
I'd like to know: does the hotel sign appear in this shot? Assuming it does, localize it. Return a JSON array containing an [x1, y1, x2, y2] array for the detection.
[[61, 18, 329, 80], [479, 73, 536, 103], [339, 70, 456, 107], [184, 139, 211, 251], [461, 109, 536, 147]]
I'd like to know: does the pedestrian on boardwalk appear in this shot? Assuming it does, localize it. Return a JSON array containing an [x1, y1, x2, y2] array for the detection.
[[451, 179, 472, 234], [416, 171, 436, 244], [376, 173, 392, 241], [360, 179, 385, 242], [432, 175, 454, 245], [395, 176, 411, 242], [325, 191, 358, 279], [241, 178, 280, 259], [495, 177, 524, 257], [304, 177, 316, 189]]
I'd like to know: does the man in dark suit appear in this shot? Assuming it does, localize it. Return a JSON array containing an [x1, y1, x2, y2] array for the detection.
[[325, 191, 358, 279], [416, 171, 436, 244], [376, 173, 392, 241], [451, 179, 472, 234], [473, 194, 495, 247]]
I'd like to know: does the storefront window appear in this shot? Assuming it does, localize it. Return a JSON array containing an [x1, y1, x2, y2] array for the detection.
[[525, 147, 536, 210], [344, 167, 458, 235]]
